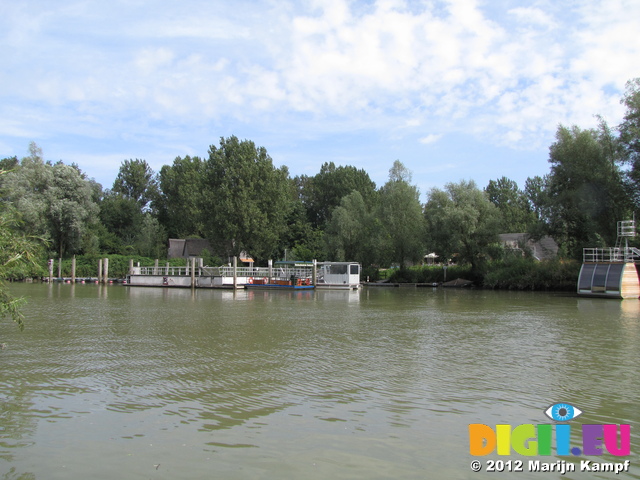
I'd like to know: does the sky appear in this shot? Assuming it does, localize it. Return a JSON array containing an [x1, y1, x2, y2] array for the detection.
[[1, 0, 639, 200]]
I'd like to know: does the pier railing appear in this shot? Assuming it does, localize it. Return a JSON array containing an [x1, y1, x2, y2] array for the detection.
[[134, 265, 314, 279], [583, 247, 640, 263]]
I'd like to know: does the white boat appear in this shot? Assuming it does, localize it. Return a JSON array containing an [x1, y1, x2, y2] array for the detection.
[[315, 262, 361, 290]]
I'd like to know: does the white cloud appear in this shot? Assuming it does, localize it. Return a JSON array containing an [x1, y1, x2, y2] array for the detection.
[[1, 0, 639, 188], [419, 134, 442, 145]]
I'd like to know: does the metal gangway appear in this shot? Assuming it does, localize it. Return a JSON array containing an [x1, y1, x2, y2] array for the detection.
[[583, 219, 640, 263]]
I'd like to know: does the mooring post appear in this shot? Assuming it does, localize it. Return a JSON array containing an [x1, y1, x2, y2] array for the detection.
[[190, 257, 196, 288], [268, 259, 273, 284], [71, 255, 76, 284], [129, 259, 134, 275], [312, 259, 317, 286], [98, 259, 103, 284], [154, 259, 159, 275], [233, 256, 237, 289], [58, 257, 62, 279], [103, 257, 109, 284], [165, 262, 169, 275], [48, 259, 54, 283]]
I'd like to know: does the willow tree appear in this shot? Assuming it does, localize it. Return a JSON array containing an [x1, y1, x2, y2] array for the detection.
[[2, 147, 99, 258], [325, 190, 379, 265], [424, 180, 501, 272], [0, 173, 43, 329]]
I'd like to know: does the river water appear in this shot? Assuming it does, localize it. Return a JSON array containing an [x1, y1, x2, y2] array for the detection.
[[1, 283, 639, 479]]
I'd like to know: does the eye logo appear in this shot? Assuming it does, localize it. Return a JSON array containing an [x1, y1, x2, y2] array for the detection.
[[545, 403, 582, 422]]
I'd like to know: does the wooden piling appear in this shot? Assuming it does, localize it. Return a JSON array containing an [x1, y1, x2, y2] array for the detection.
[[58, 257, 62, 279], [98, 259, 103, 284], [268, 259, 273, 284], [103, 257, 109, 284], [312, 259, 317, 286], [48, 259, 54, 283], [71, 256, 76, 283], [190, 257, 196, 288], [233, 256, 237, 289]]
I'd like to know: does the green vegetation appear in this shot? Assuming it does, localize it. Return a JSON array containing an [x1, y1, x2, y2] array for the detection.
[[1, 76, 640, 324]]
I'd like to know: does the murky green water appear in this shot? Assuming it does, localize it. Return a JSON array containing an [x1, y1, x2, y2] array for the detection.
[[1, 284, 639, 479]]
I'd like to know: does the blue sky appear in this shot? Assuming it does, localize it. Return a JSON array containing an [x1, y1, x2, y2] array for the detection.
[[1, 0, 638, 200]]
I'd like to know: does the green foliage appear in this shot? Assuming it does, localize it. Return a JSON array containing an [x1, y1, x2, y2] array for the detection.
[[482, 257, 580, 291], [56, 255, 187, 279], [544, 124, 631, 259], [2, 150, 100, 258], [485, 177, 536, 232], [301, 162, 377, 228], [0, 195, 45, 329], [112, 159, 159, 211], [199, 248, 223, 267], [618, 78, 640, 208], [202, 136, 291, 262], [387, 264, 474, 284], [424, 180, 501, 272], [157, 156, 206, 238], [325, 191, 378, 264], [376, 161, 425, 267]]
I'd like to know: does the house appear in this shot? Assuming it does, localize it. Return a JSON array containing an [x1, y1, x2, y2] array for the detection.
[[498, 233, 558, 261], [167, 238, 254, 265], [168, 238, 213, 259]]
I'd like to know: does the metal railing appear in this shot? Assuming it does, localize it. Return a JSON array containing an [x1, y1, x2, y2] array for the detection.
[[583, 247, 640, 263], [134, 265, 315, 280]]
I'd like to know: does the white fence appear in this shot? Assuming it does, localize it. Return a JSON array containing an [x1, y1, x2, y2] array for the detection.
[[133, 264, 315, 280], [583, 247, 640, 263]]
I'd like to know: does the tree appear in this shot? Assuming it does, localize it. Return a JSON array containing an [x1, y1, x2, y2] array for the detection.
[[157, 156, 206, 238], [545, 124, 630, 258], [201, 136, 291, 262], [302, 162, 377, 228], [0, 177, 43, 329], [485, 177, 536, 232], [618, 78, 640, 207], [325, 190, 379, 264], [424, 180, 501, 272], [376, 161, 424, 267], [134, 213, 167, 258], [98, 190, 143, 253], [2, 149, 99, 258], [112, 159, 159, 211]]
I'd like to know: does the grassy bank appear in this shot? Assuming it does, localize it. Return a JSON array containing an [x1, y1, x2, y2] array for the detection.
[[385, 258, 581, 291]]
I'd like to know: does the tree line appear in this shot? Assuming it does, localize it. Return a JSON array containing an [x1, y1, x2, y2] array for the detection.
[[1, 78, 639, 286]]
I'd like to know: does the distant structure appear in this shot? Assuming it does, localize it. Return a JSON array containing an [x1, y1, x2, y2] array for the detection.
[[498, 233, 558, 261], [167, 239, 254, 266], [577, 219, 640, 299], [168, 238, 213, 260]]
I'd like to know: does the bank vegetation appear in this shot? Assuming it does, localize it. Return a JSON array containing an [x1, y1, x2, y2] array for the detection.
[[1, 77, 640, 303]]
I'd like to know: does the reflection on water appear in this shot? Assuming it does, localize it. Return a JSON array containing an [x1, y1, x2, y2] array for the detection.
[[1, 284, 639, 479]]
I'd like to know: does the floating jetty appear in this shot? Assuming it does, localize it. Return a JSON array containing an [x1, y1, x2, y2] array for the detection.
[[125, 259, 362, 290], [577, 220, 640, 299]]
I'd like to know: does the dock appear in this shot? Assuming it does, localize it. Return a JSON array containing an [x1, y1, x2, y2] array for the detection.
[[577, 220, 640, 299], [125, 259, 362, 290]]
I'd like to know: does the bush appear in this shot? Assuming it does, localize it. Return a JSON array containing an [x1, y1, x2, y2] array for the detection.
[[387, 264, 473, 284], [482, 258, 580, 291], [53, 255, 188, 279]]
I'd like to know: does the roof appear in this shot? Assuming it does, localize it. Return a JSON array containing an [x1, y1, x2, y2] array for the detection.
[[167, 238, 213, 259], [498, 233, 559, 261]]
